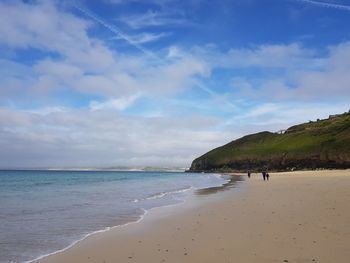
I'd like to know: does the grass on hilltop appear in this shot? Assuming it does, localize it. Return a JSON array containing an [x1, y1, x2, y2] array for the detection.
[[190, 112, 350, 171]]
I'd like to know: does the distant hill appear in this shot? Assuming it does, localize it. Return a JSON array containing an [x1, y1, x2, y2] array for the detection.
[[189, 112, 350, 172]]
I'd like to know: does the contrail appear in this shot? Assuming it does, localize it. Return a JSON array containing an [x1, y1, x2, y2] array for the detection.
[[74, 3, 234, 109], [194, 80, 237, 110], [74, 4, 157, 58], [294, 0, 350, 11]]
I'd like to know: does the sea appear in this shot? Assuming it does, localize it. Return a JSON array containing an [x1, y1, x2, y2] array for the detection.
[[0, 170, 235, 263]]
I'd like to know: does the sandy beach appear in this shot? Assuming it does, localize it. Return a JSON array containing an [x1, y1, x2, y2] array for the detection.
[[35, 170, 350, 263]]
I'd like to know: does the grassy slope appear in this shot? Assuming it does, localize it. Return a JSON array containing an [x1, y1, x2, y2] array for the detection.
[[190, 113, 350, 171]]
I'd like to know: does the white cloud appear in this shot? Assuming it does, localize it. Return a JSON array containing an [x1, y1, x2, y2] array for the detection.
[[193, 43, 319, 70], [112, 32, 170, 44], [226, 41, 350, 100], [25, 106, 68, 116], [106, 0, 175, 5], [119, 10, 188, 29], [0, 1, 91, 54], [0, 107, 230, 168], [225, 102, 350, 135], [0, 1, 210, 104], [89, 95, 141, 111]]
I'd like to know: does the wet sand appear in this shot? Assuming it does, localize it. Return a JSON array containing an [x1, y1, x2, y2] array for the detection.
[[36, 170, 350, 263]]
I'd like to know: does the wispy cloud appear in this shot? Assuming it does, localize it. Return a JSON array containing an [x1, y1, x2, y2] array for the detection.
[[74, 4, 157, 58], [111, 32, 171, 44], [106, 0, 177, 7], [0, 1, 211, 101], [74, 5, 233, 108], [227, 41, 350, 101], [119, 10, 188, 29], [89, 94, 141, 111], [293, 0, 350, 11]]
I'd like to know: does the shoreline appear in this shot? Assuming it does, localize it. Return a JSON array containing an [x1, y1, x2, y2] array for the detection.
[[35, 170, 350, 263], [27, 209, 149, 263], [28, 173, 240, 263]]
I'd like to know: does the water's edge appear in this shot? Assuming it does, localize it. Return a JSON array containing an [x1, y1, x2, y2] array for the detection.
[[28, 174, 244, 263], [26, 208, 148, 263]]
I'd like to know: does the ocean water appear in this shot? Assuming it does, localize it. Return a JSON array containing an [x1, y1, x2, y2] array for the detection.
[[0, 170, 230, 263]]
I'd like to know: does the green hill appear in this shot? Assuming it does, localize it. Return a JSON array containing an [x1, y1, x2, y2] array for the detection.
[[189, 112, 350, 172]]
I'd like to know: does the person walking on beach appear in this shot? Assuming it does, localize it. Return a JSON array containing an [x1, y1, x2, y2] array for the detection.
[[262, 171, 266, 181], [266, 172, 270, 181], [248, 171, 251, 178]]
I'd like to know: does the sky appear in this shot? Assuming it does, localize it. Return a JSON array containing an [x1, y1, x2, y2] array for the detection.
[[0, 0, 350, 169]]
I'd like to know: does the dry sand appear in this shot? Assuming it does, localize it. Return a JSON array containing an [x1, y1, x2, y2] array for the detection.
[[36, 170, 350, 263]]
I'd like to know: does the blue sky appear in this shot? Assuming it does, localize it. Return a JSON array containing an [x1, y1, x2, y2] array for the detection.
[[0, 0, 350, 168]]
